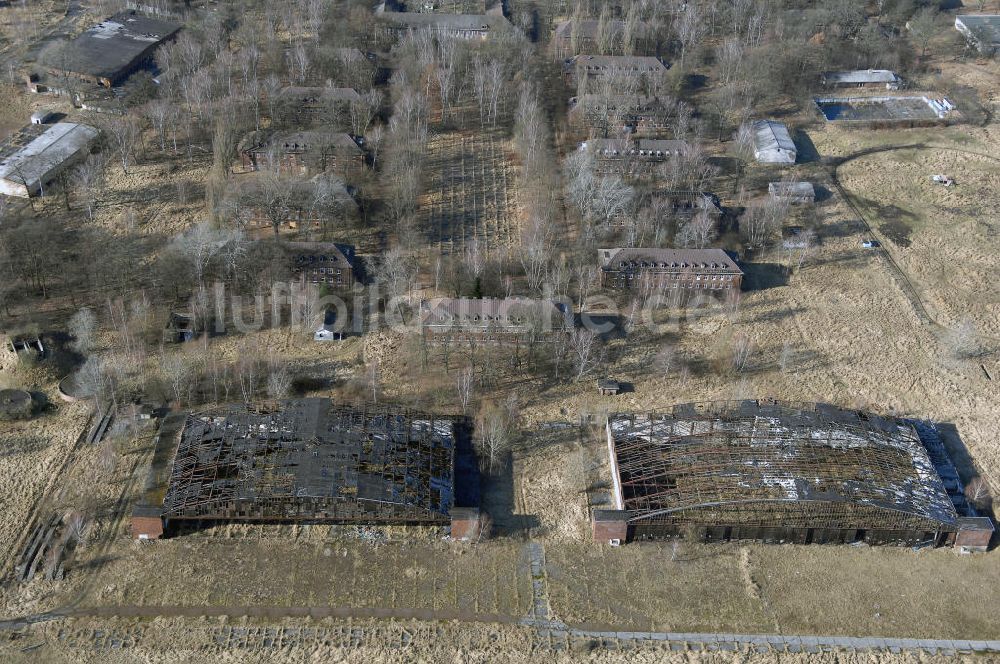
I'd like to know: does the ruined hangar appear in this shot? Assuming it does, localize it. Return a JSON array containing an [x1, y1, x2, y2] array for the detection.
[[47, 11, 181, 88], [132, 399, 482, 539], [594, 400, 993, 549]]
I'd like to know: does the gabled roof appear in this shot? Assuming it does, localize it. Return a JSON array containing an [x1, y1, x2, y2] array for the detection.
[[636, 138, 687, 153], [244, 130, 363, 155], [571, 54, 666, 72], [822, 69, 899, 84], [583, 138, 687, 157], [599, 248, 740, 274], [0, 123, 99, 191], [380, 12, 511, 32], [237, 173, 356, 208], [768, 181, 814, 197], [752, 120, 795, 153], [554, 18, 624, 40], [284, 241, 355, 270], [571, 94, 671, 116], [419, 297, 570, 331], [277, 86, 362, 103], [955, 15, 1000, 47]]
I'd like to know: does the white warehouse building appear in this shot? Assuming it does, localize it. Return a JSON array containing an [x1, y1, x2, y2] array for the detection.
[[0, 122, 100, 198]]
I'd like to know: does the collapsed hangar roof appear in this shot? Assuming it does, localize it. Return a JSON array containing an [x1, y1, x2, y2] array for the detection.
[[608, 400, 959, 528]]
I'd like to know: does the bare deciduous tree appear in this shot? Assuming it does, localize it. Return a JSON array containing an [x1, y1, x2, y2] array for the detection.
[[456, 365, 474, 414], [677, 209, 717, 249], [267, 362, 292, 399], [69, 307, 98, 356], [908, 8, 937, 62], [475, 400, 516, 475], [779, 340, 793, 373], [731, 333, 753, 373], [102, 115, 142, 175], [161, 351, 192, 406], [675, 1, 705, 70], [71, 154, 106, 220], [965, 477, 990, 510], [570, 328, 602, 381], [654, 344, 675, 380], [97, 436, 118, 478]]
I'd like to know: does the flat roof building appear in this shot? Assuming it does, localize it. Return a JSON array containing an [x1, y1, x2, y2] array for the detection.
[[46, 11, 181, 87], [594, 400, 993, 549], [0, 122, 99, 198]]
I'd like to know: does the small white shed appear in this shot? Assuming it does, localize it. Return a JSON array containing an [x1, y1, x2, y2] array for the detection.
[[30, 110, 55, 125], [314, 323, 341, 341]]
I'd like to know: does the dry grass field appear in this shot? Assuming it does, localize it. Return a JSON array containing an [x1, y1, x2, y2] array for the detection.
[[0, 380, 87, 584], [1, 9, 1000, 662], [62, 533, 533, 617], [2, 616, 974, 664]]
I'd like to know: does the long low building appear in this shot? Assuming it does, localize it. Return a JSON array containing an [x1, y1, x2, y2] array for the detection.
[[594, 400, 993, 549], [377, 11, 512, 40], [0, 122, 99, 197], [131, 399, 485, 539], [820, 69, 901, 89], [419, 297, 572, 344]]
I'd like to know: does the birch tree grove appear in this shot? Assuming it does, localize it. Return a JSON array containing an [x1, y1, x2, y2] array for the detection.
[[102, 115, 142, 175]]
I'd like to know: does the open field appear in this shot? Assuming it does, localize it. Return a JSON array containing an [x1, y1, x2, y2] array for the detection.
[[420, 129, 520, 255], [838, 146, 1000, 335], [62, 533, 533, 617]]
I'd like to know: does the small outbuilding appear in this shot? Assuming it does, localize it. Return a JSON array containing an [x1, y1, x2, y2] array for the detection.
[[163, 313, 194, 344], [752, 120, 796, 164], [314, 323, 340, 342], [769, 181, 815, 204], [598, 379, 621, 396], [30, 110, 56, 125], [314, 311, 342, 341]]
